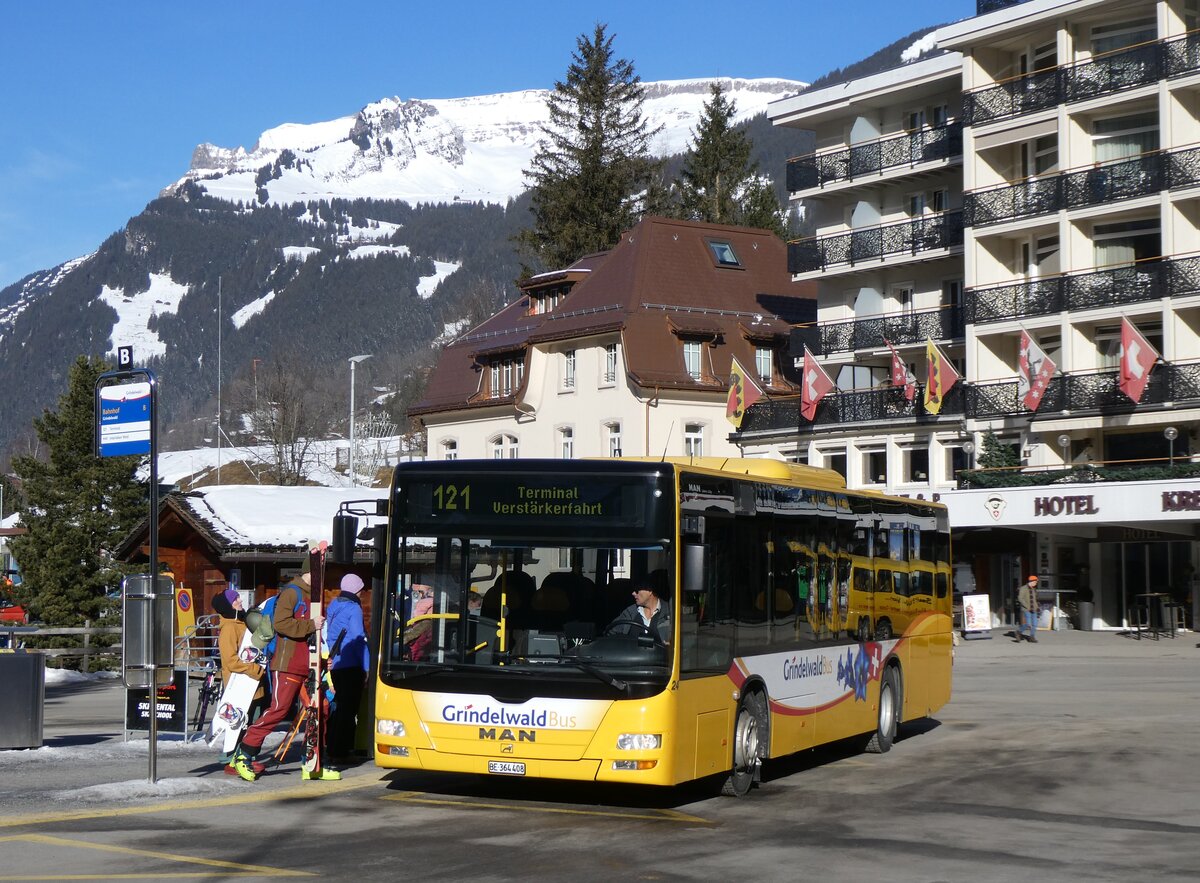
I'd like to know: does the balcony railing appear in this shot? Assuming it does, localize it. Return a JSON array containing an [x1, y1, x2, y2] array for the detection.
[[966, 254, 1200, 324], [977, 0, 1027, 13], [786, 123, 963, 192], [737, 361, 1200, 436], [963, 145, 1200, 228], [963, 32, 1200, 127], [739, 384, 965, 433], [820, 305, 965, 353], [959, 459, 1200, 489], [788, 210, 964, 274], [965, 362, 1200, 419]]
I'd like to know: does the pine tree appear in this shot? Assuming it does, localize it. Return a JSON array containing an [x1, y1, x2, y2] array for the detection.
[[9, 356, 146, 625], [674, 81, 786, 237], [518, 24, 663, 270]]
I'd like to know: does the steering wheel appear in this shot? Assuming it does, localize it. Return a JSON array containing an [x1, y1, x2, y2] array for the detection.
[[601, 619, 668, 646]]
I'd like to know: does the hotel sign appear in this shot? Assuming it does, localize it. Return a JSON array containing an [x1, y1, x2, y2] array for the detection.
[[942, 481, 1200, 529]]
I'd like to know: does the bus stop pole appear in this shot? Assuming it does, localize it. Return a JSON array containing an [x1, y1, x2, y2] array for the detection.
[[147, 376, 158, 784]]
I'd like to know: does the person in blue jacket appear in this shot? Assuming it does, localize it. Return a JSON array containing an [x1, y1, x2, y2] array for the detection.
[[325, 573, 371, 762]]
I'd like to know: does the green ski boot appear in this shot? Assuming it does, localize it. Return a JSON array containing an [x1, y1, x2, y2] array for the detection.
[[232, 753, 259, 782], [301, 766, 342, 781]]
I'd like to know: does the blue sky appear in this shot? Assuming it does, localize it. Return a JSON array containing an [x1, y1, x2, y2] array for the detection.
[[0, 0, 973, 288]]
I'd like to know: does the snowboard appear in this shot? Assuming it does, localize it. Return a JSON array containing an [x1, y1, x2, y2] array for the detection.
[[301, 542, 328, 776], [210, 625, 268, 753]]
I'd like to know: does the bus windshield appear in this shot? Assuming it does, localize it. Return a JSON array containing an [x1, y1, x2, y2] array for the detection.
[[382, 535, 674, 694]]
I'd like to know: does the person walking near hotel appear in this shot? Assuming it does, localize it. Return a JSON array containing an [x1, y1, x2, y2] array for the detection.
[[325, 573, 370, 763], [233, 560, 340, 781], [1018, 575, 1040, 643]]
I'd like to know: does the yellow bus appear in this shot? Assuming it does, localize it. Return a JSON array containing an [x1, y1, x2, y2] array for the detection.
[[372, 457, 952, 796]]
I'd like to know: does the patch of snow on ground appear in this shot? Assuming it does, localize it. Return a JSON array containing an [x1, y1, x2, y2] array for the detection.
[[347, 245, 411, 260], [342, 219, 402, 242], [281, 246, 321, 261], [231, 290, 275, 329], [97, 272, 190, 359], [417, 260, 461, 299]]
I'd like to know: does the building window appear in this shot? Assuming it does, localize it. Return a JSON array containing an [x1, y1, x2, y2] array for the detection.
[[904, 446, 929, 483], [1093, 218, 1160, 269], [820, 448, 847, 479], [563, 350, 576, 389], [1090, 17, 1156, 55], [442, 440, 457, 461], [491, 434, 518, 459], [707, 240, 740, 267], [755, 347, 772, 384], [603, 344, 618, 384], [943, 279, 963, 309], [684, 423, 704, 458], [559, 427, 574, 459], [1098, 322, 1162, 370], [489, 355, 523, 398], [683, 341, 703, 380], [1021, 134, 1059, 177], [1092, 112, 1159, 163], [786, 448, 809, 465], [908, 192, 926, 217], [1022, 235, 1061, 277], [863, 449, 887, 485], [931, 104, 949, 128], [607, 423, 622, 458]]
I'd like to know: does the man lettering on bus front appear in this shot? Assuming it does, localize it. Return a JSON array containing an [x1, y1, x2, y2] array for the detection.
[[609, 570, 671, 645]]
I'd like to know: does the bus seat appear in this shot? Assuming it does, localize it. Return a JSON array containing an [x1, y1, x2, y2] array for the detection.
[[468, 616, 499, 665]]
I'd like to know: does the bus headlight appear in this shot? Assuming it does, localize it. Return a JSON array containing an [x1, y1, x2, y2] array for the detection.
[[377, 719, 406, 737], [616, 733, 661, 750]]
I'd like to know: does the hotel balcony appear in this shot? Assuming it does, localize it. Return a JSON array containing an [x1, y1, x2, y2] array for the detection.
[[963, 146, 1200, 229], [740, 384, 965, 434], [965, 254, 1200, 325], [820, 305, 965, 353], [788, 210, 964, 275], [963, 32, 1200, 128], [786, 123, 962, 195], [959, 458, 1200, 490], [966, 361, 1200, 420]]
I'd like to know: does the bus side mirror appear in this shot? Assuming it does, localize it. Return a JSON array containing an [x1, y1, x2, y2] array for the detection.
[[331, 513, 359, 564], [682, 543, 706, 594]]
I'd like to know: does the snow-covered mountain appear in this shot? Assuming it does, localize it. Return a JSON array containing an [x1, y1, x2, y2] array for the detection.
[[170, 78, 805, 207]]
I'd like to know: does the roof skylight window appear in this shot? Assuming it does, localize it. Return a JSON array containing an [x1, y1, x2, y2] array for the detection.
[[708, 240, 740, 267]]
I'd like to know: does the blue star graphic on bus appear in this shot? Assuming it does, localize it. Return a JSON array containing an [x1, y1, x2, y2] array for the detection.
[[836, 645, 872, 702]]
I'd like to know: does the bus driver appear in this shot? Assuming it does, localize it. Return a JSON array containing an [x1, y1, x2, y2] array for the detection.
[[608, 571, 672, 645]]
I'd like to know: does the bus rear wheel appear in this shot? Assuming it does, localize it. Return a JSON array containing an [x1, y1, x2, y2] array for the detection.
[[866, 666, 900, 754], [722, 691, 767, 797]]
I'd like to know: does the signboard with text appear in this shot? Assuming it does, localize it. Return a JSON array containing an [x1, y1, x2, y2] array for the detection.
[[97, 381, 152, 457], [124, 668, 188, 735], [962, 593, 992, 636]]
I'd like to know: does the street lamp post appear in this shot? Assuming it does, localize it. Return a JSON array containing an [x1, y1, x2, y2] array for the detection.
[[1165, 426, 1178, 467], [1058, 434, 1072, 466], [348, 355, 372, 486]]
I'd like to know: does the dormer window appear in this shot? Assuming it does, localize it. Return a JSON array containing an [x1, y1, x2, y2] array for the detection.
[[529, 284, 571, 315], [755, 346, 773, 384], [487, 354, 524, 398], [707, 240, 740, 267], [683, 341, 703, 380]]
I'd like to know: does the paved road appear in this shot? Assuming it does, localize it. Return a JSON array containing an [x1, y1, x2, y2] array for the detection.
[[0, 629, 1196, 881]]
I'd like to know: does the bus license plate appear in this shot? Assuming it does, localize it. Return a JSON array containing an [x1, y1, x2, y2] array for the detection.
[[487, 761, 526, 776]]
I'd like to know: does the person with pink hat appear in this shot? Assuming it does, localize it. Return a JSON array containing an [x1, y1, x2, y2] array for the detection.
[[324, 573, 370, 762]]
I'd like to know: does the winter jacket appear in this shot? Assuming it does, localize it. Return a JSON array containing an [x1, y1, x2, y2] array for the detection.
[[269, 582, 315, 676], [217, 615, 265, 700], [1018, 583, 1039, 613], [611, 599, 673, 644], [325, 591, 370, 671]]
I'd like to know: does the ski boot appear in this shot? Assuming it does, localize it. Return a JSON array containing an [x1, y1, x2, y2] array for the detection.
[[301, 766, 342, 781], [231, 752, 260, 782]]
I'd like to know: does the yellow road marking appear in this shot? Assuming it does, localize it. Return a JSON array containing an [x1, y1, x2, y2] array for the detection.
[[383, 791, 712, 824], [0, 777, 379, 829], [0, 833, 312, 879]]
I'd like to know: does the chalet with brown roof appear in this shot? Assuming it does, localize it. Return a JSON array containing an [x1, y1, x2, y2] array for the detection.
[[411, 216, 814, 460]]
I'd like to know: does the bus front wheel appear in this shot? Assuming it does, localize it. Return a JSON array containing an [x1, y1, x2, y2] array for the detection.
[[722, 691, 767, 798], [866, 666, 901, 754]]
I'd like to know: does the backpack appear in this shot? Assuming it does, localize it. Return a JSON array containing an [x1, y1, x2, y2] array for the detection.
[[256, 586, 306, 659]]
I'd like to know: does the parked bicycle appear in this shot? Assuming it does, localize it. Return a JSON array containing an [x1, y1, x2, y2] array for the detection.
[[191, 658, 221, 733]]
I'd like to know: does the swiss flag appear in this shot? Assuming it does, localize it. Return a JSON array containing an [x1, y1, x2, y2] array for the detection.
[[800, 347, 834, 421], [885, 338, 916, 402], [1119, 317, 1159, 404], [1018, 329, 1056, 412]]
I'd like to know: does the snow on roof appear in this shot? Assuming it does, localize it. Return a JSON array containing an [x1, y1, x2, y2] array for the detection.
[[180, 485, 387, 549]]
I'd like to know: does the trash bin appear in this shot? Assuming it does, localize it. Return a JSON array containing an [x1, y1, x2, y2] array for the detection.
[[0, 651, 44, 749], [1076, 600, 1094, 631]]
